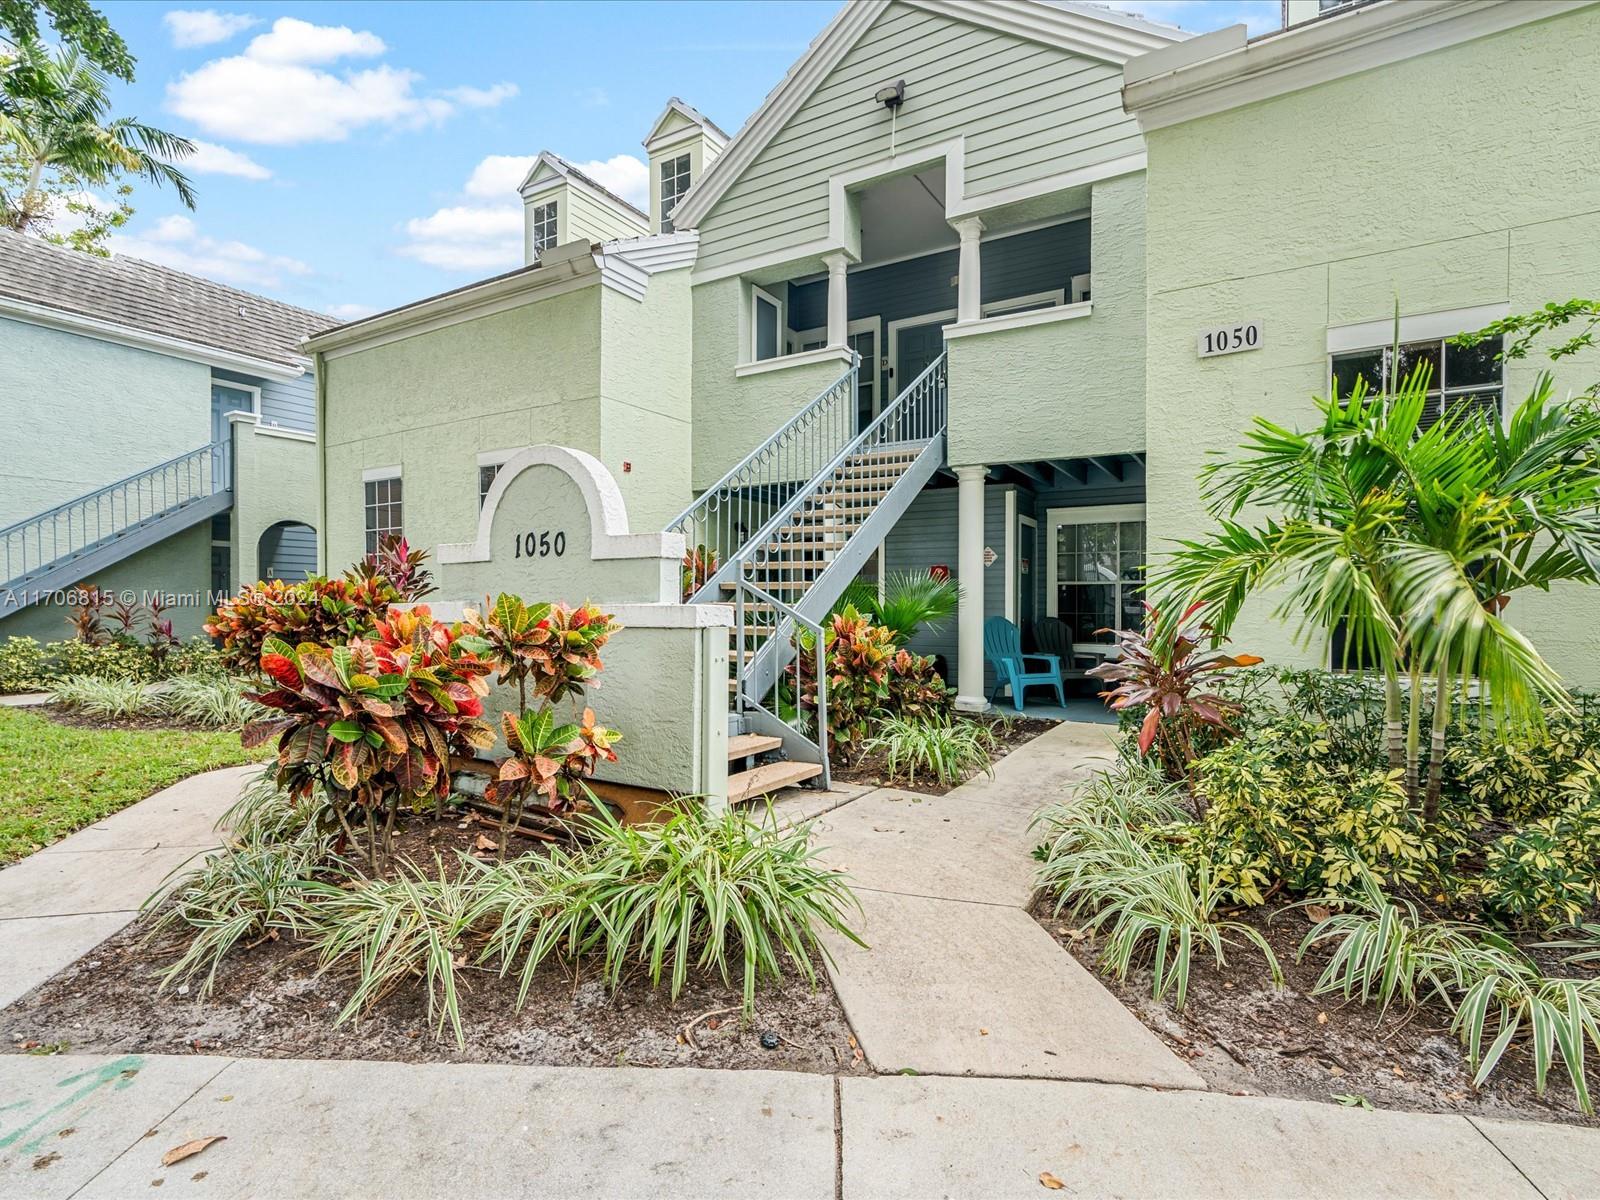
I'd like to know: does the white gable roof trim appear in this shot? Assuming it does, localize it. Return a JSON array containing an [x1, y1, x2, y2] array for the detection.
[[517, 151, 649, 228], [670, 0, 1186, 231], [644, 97, 730, 151]]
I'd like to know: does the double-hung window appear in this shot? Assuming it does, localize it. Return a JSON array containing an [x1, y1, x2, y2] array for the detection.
[[363, 473, 402, 555], [531, 201, 558, 254], [1330, 333, 1503, 429], [660, 153, 691, 233]]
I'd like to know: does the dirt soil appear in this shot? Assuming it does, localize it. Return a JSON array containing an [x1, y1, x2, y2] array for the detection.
[[1035, 899, 1600, 1127], [0, 813, 869, 1076], [36, 703, 220, 735], [830, 715, 1059, 796]]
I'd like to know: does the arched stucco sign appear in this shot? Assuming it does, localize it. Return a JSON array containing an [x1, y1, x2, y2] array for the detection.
[[436, 445, 684, 604]]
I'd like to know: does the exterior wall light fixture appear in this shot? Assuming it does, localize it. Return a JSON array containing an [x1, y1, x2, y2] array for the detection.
[[874, 79, 905, 109]]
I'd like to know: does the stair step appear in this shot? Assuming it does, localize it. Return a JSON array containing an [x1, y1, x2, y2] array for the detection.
[[724, 579, 815, 592], [728, 733, 783, 760], [727, 760, 824, 804]]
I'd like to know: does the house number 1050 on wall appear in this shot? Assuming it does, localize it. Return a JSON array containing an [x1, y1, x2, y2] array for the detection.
[[1197, 321, 1263, 358], [514, 530, 566, 559]]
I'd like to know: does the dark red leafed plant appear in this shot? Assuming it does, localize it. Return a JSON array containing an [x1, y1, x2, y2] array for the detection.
[[242, 604, 495, 871], [355, 535, 435, 603], [1088, 602, 1262, 783]]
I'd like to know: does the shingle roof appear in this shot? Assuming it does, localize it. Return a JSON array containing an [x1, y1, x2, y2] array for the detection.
[[544, 152, 649, 222], [0, 229, 335, 369]]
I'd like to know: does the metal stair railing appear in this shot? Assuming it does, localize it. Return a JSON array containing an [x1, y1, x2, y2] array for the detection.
[[730, 354, 948, 756], [731, 579, 830, 791], [1, 440, 232, 587], [666, 356, 859, 601]]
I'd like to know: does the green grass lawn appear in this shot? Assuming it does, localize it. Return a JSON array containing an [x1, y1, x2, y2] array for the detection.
[[0, 707, 270, 866]]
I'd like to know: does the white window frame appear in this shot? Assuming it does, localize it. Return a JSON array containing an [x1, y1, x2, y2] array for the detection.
[[362, 467, 403, 555], [660, 152, 691, 234], [212, 381, 260, 416], [476, 448, 517, 510], [983, 290, 1066, 318], [788, 325, 826, 355], [751, 285, 785, 363], [1070, 273, 1092, 304], [531, 200, 558, 254], [848, 315, 882, 420], [1326, 324, 1507, 428], [1045, 503, 1147, 652]]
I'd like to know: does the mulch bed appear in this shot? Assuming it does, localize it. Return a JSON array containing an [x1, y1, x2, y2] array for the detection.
[[33, 703, 217, 735], [0, 815, 869, 1076], [829, 715, 1059, 796], [1034, 898, 1600, 1127]]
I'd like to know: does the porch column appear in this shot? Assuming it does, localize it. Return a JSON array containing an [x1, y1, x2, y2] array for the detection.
[[823, 252, 850, 349], [954, 463, 989, 713], [954, 216, 985, 324]]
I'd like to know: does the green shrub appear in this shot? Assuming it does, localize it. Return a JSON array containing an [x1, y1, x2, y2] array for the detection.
[[0, 637, 48, 693], [860, 713, 994, 786], [1300, 875, 1600, 1113], [1032, 769, 1281, 1008], [46, 639, 164, 682], [1477, 764, 1600, 926], [50, 674, 162, 719], [1185, 731, 1432, 905], [157, 673, 267, 729], [479, 805, 864, 1015], [799, 605, 952, 757]]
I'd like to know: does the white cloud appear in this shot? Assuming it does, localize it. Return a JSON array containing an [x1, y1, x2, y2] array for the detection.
[[163, 10, 260, 49], [184, 139, 271, 180], [166, 18, 516, 145], [568, 155, 648, 212], [463, 154, 536, 199], [326, 301, 377, 321], [1102, 1, 1280, 36], [443, 83, 519, 109], [243, 16, 385, 64], [111, 214, 312, 289], [397, 204, 523, 272]]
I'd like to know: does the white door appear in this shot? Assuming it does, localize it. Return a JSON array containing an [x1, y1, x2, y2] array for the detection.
[[1045, 504, 1146, 648]]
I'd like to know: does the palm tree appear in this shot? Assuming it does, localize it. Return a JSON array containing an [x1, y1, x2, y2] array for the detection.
[[1158, 359, 1600, 817], [835, 569, 961, 645], [0, 37, 194, 235]]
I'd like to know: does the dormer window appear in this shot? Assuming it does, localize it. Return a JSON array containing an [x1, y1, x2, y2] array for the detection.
[[531, 200, 558, 254], [660, 153, 691, 233]]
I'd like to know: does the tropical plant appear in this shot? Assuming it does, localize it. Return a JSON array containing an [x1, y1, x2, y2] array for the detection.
[[65, 583, 106, 643], [1455, 298, 1600, 395], [1089, 602, 1261, 781], [681, 544, 717, 601], [485, 705, 618, 852], [148, 831, 327, 997], [0, 635, 46, 692], [1032, 770, 1280, 1008], [0, 0, 135, 81], [478, 804, 865, 1013], [350, 535, 434, 603], [158, 672, 267, 729], [1300, 875, 1600, 1113], [798, 605, 952, 757], [859, 712, 994, 786], [0, 37, 193, 239], [242, 606, 496, 871], [1160, 329, 1600, 820], [206, 575, 399, 674], [50, 672, 156, 718], [836, 569, 961, 645]]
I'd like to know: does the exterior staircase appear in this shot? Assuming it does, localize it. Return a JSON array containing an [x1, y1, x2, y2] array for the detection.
[[668, 354, 948, 801], [0, 442, 232, 620]]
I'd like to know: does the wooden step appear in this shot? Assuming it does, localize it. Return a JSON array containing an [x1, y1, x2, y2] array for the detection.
[[724, 579, 815, 592], [728, 733, 783, 760], [727, 760, 824, 804]]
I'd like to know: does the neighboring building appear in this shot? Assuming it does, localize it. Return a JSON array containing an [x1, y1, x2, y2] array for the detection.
[[0, 230, 333, 641], [1123, 0, 1600, 681], [303, 0, 1600, 794]]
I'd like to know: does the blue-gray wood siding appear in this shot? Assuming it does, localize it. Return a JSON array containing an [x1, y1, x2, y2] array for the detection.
[[872, 463, 1146, 697], [214, 367, 316, 434], [787, 220, 1088, 400], [258, 520, 318, 581]]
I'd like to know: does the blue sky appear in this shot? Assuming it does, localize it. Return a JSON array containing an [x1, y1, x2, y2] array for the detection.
[[90, 1, 1279, 318]]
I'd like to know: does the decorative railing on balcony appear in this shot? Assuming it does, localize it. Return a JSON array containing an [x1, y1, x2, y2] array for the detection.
[[0, 440, 232, 589], [665, 359, 859, 596]]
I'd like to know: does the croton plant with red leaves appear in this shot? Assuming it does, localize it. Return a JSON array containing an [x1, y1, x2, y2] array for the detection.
[[1088, 601, 1263, 782], [242, 605, 496, 868]]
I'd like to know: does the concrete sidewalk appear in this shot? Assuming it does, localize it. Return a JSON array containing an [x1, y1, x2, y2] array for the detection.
[[3, 1052, 1596, 1200], [0, 764, 255, 1008], [808, 722, 1201, 1088]]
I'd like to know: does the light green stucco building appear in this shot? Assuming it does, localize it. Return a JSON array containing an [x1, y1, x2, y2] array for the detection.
[[0, 231, 332, 643], [292, 0, 1600, 796]]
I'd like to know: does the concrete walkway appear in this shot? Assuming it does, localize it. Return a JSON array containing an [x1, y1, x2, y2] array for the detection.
[[3, 1052, 1597, 1200], [0, 692, 51, 708], [0, 765, 253, 1007], [807, 722, 1202, 1088]]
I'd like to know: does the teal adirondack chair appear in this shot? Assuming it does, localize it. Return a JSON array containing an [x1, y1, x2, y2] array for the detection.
[[984, 616, 1065, 712]]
